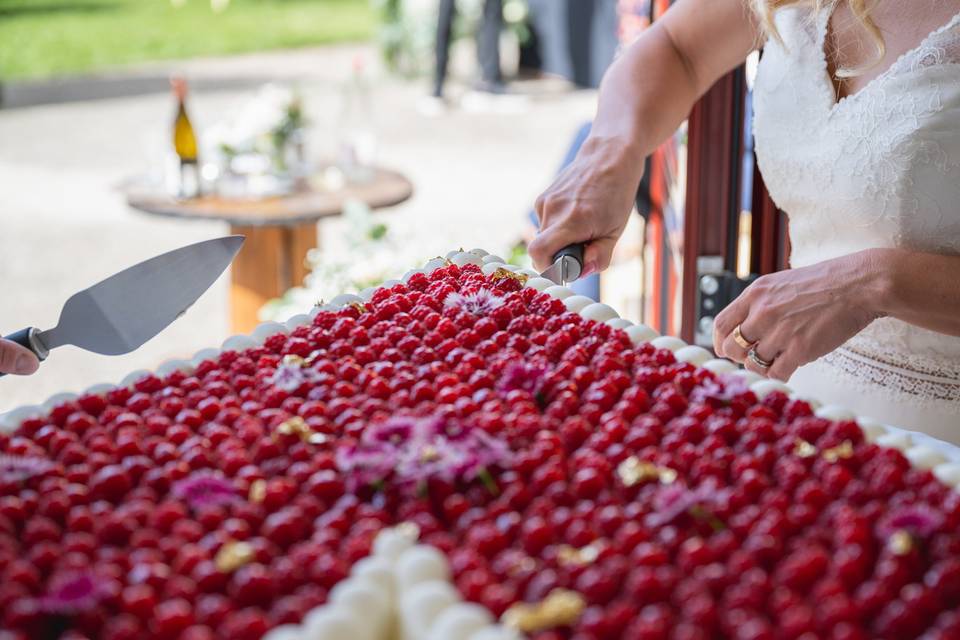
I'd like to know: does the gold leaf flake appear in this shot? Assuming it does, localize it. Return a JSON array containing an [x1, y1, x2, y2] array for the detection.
[[658, 467, 678, 484], [502, 589, 586, 633], [275, 416, 318, 444], [349, 302, 368, 314], [557, 542, 602, 567], [793, 440, 818, 459], [215, 541, 255, 573], [822, 440, 854, 463], [276, 416, 308, 437], [490, 268, 528, 285], [889, 530, 914, 556], [617, 457, 676, 487], [509, 557, 537, 575], [248, 479, 266, 504], [282, 354, 305, 367]]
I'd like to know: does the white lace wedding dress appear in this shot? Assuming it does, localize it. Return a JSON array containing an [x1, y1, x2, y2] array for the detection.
[[752, 5, 960, 444]]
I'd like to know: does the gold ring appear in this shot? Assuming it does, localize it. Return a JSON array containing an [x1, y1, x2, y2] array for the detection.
[[733, 324, 757, 351], [747, 348, 775, 370]]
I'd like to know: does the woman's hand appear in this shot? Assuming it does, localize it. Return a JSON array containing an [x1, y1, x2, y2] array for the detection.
[[0, 338, 40, 376], [712, 250, 887, 381], [528, 135, 645, 276]]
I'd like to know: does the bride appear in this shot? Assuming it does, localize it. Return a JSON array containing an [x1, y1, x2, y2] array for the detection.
[[529, 0, 960, 444]]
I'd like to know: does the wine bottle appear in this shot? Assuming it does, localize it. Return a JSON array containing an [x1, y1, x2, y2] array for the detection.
[[171, 76, 201, 198], [336, 56, 377, 182]]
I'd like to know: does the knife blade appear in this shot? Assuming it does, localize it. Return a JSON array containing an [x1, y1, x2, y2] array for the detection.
[[2, 235, 244, 375], [540, 243, 585, 286]]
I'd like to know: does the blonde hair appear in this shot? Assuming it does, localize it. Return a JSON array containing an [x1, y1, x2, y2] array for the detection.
[[754, 0, 884, 77]]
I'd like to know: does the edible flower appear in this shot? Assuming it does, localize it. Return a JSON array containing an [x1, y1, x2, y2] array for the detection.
[[444, 289, 504, 316], [38, 572, 102, 615], [0, 454, 55, 485], [647, 479, 729, 530], [497, 360, 550, 401], [879, 504, 943, 541], [336, 415, 512, 492], [172, 471, 239, 509], [269, 362, 310, 392], [689, 375, 749, 407]]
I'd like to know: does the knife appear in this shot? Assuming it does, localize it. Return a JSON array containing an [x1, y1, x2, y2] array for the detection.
[[1, 235, 244, 377], [539, 243, 586, 286]]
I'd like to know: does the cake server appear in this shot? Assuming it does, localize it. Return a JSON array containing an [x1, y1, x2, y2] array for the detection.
[[539, 243, 585, 286], [1, 235, 244, 377]]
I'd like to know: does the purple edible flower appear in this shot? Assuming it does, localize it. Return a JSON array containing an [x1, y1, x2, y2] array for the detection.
[[335, 443, 397, 490], [270, 364, 310, 393], [690, 375, 749, 407], [497, 361, 550, 397], [444, 289, 504, 316], [172, 470, 239, 509], [38, 572, 102, 615], [395, 437, 473, 485], [878, 505, 944, 540], [337, 414, 512, 491], [646, 479, 730, 529], [364, 416, 420, 445], [0, 454, 55, 485]]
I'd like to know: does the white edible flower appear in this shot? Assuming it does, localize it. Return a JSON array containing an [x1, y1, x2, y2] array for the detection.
[[444, 289, 504, 316]]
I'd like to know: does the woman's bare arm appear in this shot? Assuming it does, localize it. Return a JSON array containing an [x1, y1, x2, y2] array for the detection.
[[593, 0, 761, 160], [530, 0, 762, 272], [876, 249, 960, 337]]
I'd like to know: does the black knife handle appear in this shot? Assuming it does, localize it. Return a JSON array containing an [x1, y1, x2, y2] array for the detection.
[[0, 328, 47, 378], [552, 243, 585, 281]]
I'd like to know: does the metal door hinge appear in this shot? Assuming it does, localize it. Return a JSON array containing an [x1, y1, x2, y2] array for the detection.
[[694, 256, 758, 348]]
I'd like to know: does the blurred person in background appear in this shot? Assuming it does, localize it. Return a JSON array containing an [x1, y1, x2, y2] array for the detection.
[[0, 339, 39, 376], [618, 0, 652, 43], [434, 0, 505, 99]]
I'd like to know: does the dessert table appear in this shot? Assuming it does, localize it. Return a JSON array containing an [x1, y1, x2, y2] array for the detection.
[[123, 167, 413, 334]]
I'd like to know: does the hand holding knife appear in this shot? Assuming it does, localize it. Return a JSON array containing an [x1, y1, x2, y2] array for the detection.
[[539, 243, 586, 286]]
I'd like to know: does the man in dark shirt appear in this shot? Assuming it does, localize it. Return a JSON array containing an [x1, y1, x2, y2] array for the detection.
[[434, 0, 504, 98]]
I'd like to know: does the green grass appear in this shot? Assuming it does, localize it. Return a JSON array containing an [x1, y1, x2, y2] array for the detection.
[[0, 0, 375, 80]]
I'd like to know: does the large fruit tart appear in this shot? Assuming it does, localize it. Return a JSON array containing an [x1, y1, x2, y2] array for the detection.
[[2, 249, 960, 640]]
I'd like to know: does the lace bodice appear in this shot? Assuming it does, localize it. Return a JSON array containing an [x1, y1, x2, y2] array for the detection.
[[753, 5, 960, 412]]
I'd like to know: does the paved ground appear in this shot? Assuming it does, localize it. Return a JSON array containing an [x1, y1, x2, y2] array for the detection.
[[0, 43, 597, 412]]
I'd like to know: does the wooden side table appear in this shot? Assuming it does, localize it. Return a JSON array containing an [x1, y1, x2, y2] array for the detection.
[[124, 167, 413, 334]]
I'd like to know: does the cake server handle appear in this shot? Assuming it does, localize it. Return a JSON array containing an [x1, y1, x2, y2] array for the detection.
[[0, 328, 49, 378]]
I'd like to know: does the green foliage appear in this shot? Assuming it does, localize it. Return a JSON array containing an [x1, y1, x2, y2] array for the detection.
[[508, 239, 531, 268], [0, 0, 375, 79]]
